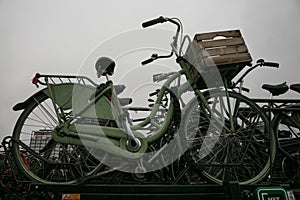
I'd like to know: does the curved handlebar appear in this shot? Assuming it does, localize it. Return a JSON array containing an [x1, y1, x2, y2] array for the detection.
[[263, 62, 279, 68], [142, 16, 167, 28], [141, 58, 155, 65], [141, 16, 181, 65], [141, 52, 174, 66], [141, 54, 158, 65], [256, 59, 279, 68], [233, 59, 280, 89]]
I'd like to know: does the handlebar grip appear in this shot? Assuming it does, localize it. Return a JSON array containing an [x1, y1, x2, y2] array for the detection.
[[263, 62, 279, 68], [142, 16, 166, 28], [242, 87, 250, 93], [141, 58, 154, 65]]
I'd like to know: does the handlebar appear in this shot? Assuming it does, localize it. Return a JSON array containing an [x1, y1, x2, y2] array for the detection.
[[142, 16, 180, 30], [141, 54, 157, 65], [263, 62, 279, 68], [141, 57, 155, 65], [232, 59, 280, 90], [256, 59, 279, 68], [142, 16, 167, 28], [141, 52, 173, 66], [141, 16, 181, 65]]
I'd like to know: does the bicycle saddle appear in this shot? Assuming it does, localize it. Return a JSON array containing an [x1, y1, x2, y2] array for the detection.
[[290, 84, 300, 94], [262, 82, 289, 96], [95, 57, 115, 78]]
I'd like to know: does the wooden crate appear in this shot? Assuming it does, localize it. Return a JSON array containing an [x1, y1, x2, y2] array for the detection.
[[185, 30, 252, 88]]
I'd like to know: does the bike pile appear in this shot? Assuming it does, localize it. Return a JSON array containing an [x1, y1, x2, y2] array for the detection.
[[5, 16, 299, 186]]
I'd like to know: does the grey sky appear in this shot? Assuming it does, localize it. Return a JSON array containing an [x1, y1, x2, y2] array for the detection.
[[0, 0, 300, 141]]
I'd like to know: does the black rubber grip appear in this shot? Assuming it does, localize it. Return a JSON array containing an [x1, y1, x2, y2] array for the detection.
[[263, 62, 279, 68], [141, 58, 154, 65], [149, 89, 160, 97], [142, 16, 166, 28], [242, 87, 250, 93]]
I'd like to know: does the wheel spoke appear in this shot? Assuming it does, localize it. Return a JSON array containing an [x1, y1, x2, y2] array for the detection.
[[185, 91, 275, 184]]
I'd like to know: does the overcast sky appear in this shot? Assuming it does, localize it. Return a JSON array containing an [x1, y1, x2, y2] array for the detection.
[[0, 0, 300, 141]]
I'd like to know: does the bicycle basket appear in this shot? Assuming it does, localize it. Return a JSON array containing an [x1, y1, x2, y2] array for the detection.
[[185, 30, 252, 89]]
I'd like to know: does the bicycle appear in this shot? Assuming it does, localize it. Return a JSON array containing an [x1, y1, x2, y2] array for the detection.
[[11, 16, 274, 185], [228, 59, 300, 184], [253, 82, 300, 183], [0, 137, 53, 199]]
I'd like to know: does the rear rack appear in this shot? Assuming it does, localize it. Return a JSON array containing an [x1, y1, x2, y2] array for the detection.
[[32, 73, 98, 87]]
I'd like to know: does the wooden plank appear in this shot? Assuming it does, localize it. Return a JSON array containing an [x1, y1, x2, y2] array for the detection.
[[205, 45, 248, 57], [186, 50, 251, 67], [199, 37, 245, 49], [194, 30, 241, 41], [210, 53, 252, 66]]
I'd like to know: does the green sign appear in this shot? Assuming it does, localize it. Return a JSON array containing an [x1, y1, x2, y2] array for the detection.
[[255, 186, 295, 200]]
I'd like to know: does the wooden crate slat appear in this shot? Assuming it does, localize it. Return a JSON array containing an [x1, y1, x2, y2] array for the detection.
[[200, 37, 245, 49], [186, 49, 251, 67], [205, 45, 248, 57], [192, 53, 252, 68], [194, 30, 241, 41], [210, 53, 252, 66]]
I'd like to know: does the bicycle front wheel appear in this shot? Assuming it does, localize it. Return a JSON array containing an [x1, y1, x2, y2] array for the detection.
[[185, 90, 276, 185]]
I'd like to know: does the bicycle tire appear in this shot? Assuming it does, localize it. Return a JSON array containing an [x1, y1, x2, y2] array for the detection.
[[12, 92, 102, 184], [272, 112, 300, 182], [184, 90, 276, 185]]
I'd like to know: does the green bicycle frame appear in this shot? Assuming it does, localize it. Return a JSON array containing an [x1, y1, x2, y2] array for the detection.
[[35, 55, 227, 160], [46, 71, 182, 159]]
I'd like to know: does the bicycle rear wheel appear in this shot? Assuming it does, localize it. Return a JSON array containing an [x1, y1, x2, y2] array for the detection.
[[273, 112, 300, 182], [12, 92, 101, 184], [184, 90, 276, 185]]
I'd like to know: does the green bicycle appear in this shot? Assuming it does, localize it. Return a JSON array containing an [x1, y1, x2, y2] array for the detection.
[[11, 16, 275, 185]]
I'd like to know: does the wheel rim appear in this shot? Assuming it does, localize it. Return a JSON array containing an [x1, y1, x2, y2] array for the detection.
[[185, 91, 276, 184]]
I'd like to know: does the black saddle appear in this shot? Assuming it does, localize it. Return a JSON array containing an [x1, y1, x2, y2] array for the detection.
[[95, 57, 115, 78], [290, 84, 300, 94], [262, 82, 289, 96]]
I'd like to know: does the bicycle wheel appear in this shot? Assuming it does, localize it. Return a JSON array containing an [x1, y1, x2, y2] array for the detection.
[[184, 90, 276, 185], [273, 112, 300, 182], [12, 92, 101, 184]]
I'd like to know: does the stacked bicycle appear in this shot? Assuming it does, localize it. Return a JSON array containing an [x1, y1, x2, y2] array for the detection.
[[254, 82, 300, 184], [9, 16, 292, 186], [228, 58, 300, 185]]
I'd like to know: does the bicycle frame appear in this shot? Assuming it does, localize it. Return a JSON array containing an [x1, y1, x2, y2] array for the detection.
[[41, 70, 179, 158]]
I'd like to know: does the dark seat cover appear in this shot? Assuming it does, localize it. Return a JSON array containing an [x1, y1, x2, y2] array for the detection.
[[262, 82, 289, 96], [95, 57, 115, 77], [290, 84, 300, 94]]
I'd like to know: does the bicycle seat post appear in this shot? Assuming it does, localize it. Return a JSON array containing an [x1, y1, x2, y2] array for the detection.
[[269, 91, 273, 100]]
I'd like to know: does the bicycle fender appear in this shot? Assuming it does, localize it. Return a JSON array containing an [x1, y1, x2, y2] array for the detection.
[[13, 89, 46, 111], [12, 83, 115, 120], [13, 83, 82, 111]]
